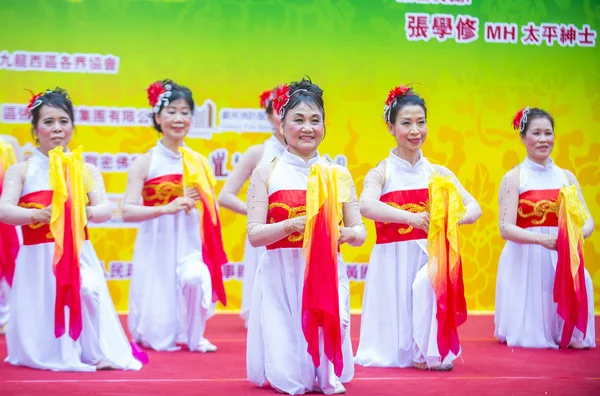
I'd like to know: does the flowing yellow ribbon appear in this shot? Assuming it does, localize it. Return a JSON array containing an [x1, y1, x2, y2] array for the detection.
[[0, 140, 17, 172], [302, 163, 352, 256], [426, 174, 466, 289], [48, 146, 94, 267], [558, 185, 589, 282], [179, 147, 218, 224]]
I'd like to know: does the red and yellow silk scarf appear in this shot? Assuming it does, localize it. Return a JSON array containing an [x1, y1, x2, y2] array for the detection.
[[180, 147, 228, 306], [427, 174, 467, 362], [555, 185, 589, 348], [49, 146, 93, 340], [302, 162, 352, 377]]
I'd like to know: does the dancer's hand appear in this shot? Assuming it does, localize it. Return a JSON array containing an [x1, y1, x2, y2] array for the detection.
[[31, 205, 52, 224], [338, 227, 357, 245], [185, 187, 201, 201], [86, 206, 94, 221], [536, 234, 557, 251], [162, 197, 196, 215], [409, 212, 430, 232], [284, 216, 306, 235]]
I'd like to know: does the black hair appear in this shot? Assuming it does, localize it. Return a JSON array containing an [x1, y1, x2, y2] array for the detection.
[[150, 79, 195, 133], [265, 85, 279, 116], [520, 108, 554, 137], [266, 100, 274, 115], [387, 90, 427, 124], [281, 77, 324, 121], [30, 87, 74, 139]]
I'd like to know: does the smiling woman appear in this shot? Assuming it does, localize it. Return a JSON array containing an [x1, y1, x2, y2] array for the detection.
[[246, 78, 366, 395], [355, 84, 481, 371], [495, 107, 596, 349], [0, 88, 141, 371], [122, 79, 228, 354]]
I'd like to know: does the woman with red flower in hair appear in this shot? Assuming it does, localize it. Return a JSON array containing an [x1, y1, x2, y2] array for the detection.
[[0, 133, 23, 335], [0, 88, 141, 371], [495, 107, 595, 349], [218, 85, 286, 328], [123, 79, 227, 353], [246, 77, 366, 394], [355, 85, 481, 371]]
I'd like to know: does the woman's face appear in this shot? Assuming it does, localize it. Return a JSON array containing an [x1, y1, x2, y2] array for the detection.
[[521, 117, 554, 162], [34, 105, 74, 152], [280, 102, 324, 157], [388, 104, 427, 154], [154, 98, 193, 140]]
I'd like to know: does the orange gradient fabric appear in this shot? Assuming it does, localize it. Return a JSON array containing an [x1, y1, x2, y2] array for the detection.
[[555, 185, 589, 348], [180, 147, 228, 305], [48, 146, 93, 340], [302, 162, 352, 377], [427, 174, 467, 362]]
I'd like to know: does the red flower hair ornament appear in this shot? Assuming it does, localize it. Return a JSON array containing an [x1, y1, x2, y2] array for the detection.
[[512, 107, 531, 133], [271, 84, 310, 118], [271, 84, 290, 116], [26, 92, 45, 115], [259, 89, 276, 109], [26, 88, 62, 114], [383, 84, 414, 122], [147, 81, 173, 113]]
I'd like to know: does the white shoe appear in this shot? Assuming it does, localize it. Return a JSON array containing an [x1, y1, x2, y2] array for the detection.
[[333, 382, 346, 394], [195, 339, 217, 353], [314, 381, 346, 394], [96, 358, 116, 370], [569, 340, 590, 350], [413, 361, 454, 371]]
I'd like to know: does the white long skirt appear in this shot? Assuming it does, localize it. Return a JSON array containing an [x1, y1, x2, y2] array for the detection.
[[240, 237, 265, 327], [355, 239, 459, 368], [128, 210, 215, 352], [247, 249, 354, 395], [495, 226, 595, 348], [5, 241, 141, 371]]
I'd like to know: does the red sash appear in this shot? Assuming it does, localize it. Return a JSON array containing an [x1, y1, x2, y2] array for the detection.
[[266, 190, 307, 250], [516, 189, 559, 228], [375, 189, 429, 244], [142, 174, 183, 206], [19, 190, 88, 245]]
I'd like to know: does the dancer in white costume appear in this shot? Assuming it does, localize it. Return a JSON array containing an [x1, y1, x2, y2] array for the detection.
[[0, 88, 141, 371], [495, 107, 595, 349], [0, 134, 23, 335], [355, 85, 481, 370], [218, 86, 286, 327], [123, 79, 227, 352], [246, 78, 366, 395]]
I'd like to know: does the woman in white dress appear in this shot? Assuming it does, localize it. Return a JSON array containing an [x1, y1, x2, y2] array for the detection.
[[123, 79, 227, 352], [0, 88, 141, 371], [354, 85, 481, 370], [218, 86, 286, 327], [246, 78, 366, 394], [0, 134, 23, 334], [495, 107, 595, 349]]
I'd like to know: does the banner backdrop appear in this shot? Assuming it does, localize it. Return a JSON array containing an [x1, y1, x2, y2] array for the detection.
[[0, 0, 598, 313]]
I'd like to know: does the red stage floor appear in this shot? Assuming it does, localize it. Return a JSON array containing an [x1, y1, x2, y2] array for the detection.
[[1, 315, 599, 395]]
